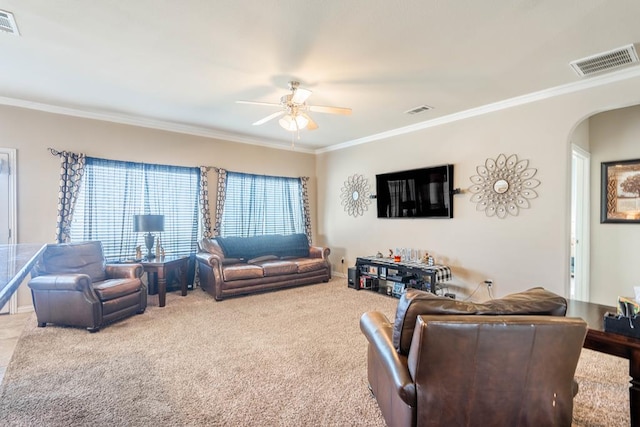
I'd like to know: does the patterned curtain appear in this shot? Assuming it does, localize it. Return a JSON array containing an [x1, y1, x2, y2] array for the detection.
[[199, 166, 212, 238], [51, 149, 86, 243], [213, 168, 227, 236], [300, 177, 312, 244]]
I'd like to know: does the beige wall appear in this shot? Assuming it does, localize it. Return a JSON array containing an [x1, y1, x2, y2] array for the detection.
[[1, 105, 317, 311], [317, 75, 640, 301], [571, 119, 589, 152], [5, 75, 640, 312], [589, 105, 640, 305]]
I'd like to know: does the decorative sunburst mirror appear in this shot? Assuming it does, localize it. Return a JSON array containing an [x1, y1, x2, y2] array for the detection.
[[340, 174, 371, 217], [468, 154, 540, 218]]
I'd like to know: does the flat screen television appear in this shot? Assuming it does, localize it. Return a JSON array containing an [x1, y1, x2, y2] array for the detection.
[[376, 164, 454, 218]]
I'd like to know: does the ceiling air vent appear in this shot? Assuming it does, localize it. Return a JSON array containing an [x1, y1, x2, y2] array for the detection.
[[404, 105, 433, 115], [570, 44, 639, 77], [0, 10, 19, 36]]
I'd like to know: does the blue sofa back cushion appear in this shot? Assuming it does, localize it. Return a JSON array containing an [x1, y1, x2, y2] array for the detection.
[[216, 234, 310, 260]]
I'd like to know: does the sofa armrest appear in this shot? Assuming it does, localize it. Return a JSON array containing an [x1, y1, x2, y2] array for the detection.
[[360, 311, 416, 406], [106, 263, 143, 279], [28, 274, 92, 292], [309, 246, 330, 260], [196, 252, 223, 268]]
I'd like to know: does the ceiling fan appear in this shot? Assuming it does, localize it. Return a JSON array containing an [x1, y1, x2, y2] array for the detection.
[[236, 81, 352, 133]]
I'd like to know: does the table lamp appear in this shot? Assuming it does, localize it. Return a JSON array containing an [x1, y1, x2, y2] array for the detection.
[[133, 214, 164, 260]]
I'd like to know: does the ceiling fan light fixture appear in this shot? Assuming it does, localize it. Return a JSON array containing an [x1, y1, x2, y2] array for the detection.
[[279, 114, 308, 131]]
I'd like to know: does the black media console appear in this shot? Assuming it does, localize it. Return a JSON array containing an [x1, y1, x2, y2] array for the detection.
[[350, 256, 452, 298]]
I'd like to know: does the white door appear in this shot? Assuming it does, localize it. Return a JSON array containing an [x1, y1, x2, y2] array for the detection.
[[571, 145, 590, 301], [0, 149, 17, 313]]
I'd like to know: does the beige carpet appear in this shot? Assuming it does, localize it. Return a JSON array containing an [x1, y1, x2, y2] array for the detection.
[[0, 278, 629, 426]]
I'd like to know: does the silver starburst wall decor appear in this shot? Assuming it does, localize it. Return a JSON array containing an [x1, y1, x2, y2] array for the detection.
[[468, 154, 540, 218], [340, 174, 371, 217]]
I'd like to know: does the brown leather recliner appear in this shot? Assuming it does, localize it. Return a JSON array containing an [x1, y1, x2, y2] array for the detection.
[[28, 241, 147, 332], [360, 288, 588, 427]]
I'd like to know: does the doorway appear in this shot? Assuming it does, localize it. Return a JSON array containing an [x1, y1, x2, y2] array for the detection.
[[0, 148, 17, 313], [570, 145, 590, 301]]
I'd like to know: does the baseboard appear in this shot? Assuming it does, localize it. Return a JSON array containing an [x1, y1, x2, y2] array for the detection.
[[16, 305, 34, 314], [332, 271, 346, 278]]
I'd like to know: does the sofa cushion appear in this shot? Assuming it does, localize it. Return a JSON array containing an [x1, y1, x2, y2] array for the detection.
[[216, 234, 310, 259], [248, 255, 279, 264], [92, 278, 141, 301], [392, 287, 568, 355], [257, 260, 298, 277], [476, 287, 568, 316], [200, 238, 244, 264], [294, 258, 328, 274], [34, 241, 107, 283], [222, 264, 264, 281]]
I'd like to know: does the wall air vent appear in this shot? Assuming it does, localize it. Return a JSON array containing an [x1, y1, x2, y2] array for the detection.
[[404, 105, 433, 115], [570, 44, 639, 77], [0, 10, 19, 36]]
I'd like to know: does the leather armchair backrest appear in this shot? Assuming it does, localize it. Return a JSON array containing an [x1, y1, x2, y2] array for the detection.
[[407, 315, 587, 427], [392, 287, 567, 354], [33, 241, 106, 283]]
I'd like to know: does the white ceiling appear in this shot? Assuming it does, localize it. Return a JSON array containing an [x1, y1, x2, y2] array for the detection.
[[2, 0, 640, 153]]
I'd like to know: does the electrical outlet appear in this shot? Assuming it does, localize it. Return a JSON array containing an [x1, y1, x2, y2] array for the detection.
[[484, 279, 493, 287]]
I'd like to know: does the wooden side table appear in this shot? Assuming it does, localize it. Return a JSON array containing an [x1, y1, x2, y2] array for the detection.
[[141, 255, 189, 307]]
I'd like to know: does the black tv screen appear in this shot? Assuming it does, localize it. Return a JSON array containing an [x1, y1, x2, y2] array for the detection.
[[376, 164, 454, 218]]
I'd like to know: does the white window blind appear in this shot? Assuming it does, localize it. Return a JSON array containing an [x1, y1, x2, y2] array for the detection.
[[70, 157, 199, 261], [220, 172, 304, 237]]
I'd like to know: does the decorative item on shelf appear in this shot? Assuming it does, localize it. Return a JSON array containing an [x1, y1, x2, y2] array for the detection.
[[135, 246, 142, 260], [155, 236, 162, 259], [468, 153, 540, 219], [376, 251, 383, 258], [133, 214, 164, 260], [422, 252, 430, 264], [340, 174, 371, 217], [388, 249, 393, 259]]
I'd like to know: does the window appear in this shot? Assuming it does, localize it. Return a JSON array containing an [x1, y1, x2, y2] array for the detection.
[[220, 172, 305, 237], [70, 157, 200, 261]]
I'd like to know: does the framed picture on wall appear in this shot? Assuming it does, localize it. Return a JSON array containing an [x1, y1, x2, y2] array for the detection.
[[601, 158, 640, 223]]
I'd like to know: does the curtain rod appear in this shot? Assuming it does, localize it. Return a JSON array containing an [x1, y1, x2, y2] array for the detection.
[[209, 166, 307, 180]]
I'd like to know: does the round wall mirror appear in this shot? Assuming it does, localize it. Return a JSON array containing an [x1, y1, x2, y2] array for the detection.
[[494, 179, 509, 194], [468, 153, 541, 219], [340, 174, 371, 217]]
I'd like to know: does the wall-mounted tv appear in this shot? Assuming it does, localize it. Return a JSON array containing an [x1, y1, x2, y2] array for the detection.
[[376, 164, 454, 218]]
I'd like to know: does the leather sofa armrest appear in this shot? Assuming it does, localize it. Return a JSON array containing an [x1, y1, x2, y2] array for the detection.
[[28, 273, 92, 292], [196, 252, 223, 268], [360, 311, 416, 406], [309, 246, 330, 259], [106, 263, 143, 279]]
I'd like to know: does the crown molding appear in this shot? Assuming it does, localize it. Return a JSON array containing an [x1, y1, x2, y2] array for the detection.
[[0, 96, 316, 154], [3, 64, 640, 156], [316, 65, 640, 154]]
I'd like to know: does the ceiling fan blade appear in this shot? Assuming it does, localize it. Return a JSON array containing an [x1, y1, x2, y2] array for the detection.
[[309, 105, 352, 115], [291, 88, 312, 104], [253, 111, 284, 126], [301, 113, 319, 130], [236, 100, 281, 107]]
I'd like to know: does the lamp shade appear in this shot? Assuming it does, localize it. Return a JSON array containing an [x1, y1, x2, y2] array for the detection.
[[279, 114, 308, 131], [133, 214, 164, 232]]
